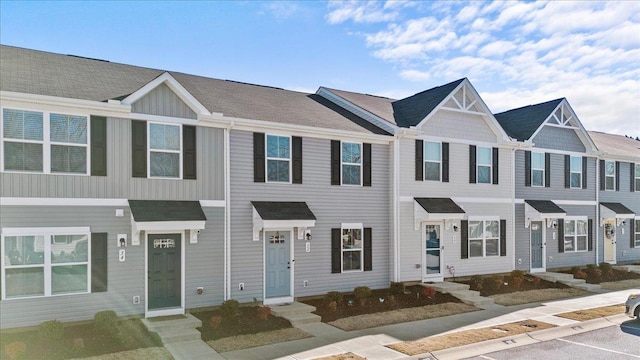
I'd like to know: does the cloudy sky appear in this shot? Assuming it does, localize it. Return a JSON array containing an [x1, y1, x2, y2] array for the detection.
[[1, 1, 638, 136]]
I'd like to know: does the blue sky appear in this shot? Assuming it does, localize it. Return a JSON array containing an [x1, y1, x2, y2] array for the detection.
[[1, 1, 638, 136]]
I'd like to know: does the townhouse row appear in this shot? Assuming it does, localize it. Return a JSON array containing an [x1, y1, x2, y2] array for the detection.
[[0, 45, 638, 329]]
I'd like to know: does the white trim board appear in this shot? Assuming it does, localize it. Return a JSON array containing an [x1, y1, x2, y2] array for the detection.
[[1, 198, 226, 207]]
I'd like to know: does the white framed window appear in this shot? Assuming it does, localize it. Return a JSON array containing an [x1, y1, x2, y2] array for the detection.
[[266, 134, 291, 183], [341, 224, 363, 271], [341, 142, 362, 185], [424, 141, 441, 181], [531, 152, 544, 187], [468, 220, 500, 257], [2, 108, 89, 175], [2, 227, 90, 299], [148, 122, 181, 178], [604, 161, 615, 190], [570, 156, 582, 188], [635, 219, 640, 248], [564, 219, 588, 252], [635, 164, 640, 191], [477, 147, 492, 184]]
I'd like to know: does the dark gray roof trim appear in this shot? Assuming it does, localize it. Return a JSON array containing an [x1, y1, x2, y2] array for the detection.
[[251, 201, 317, 220], [128, 200, 206, 222], [494, 99, 564, 141], [525, 200, 566, 214], [414, 198, 465, 214], [600, 202, 635, 215]]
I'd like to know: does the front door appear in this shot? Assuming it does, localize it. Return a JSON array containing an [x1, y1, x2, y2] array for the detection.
[[148, 234, 181, 310], [265, 231, 291, 299], [604, 220, 616, 263], [423, 223, 443, 281], [530, 221, 545, 272]]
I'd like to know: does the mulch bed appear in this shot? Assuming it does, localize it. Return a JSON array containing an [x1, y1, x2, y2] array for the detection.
[[301, 285, 462, 323], [459, 274, 570, 297], [194, 306, 293, 341], [0, 319, 161, 360], [562, 267, 640, 284]]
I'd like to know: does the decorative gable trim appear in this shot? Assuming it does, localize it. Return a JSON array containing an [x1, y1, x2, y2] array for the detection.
[[121, 72, 211, 117], [531, 99, 597, 152]]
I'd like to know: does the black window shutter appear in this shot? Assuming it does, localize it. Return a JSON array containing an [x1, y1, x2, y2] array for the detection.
[[183, 125, 197, 179], [364, 227, 372, 271], [253, 133, 265, 182], [615, 161, 621, 191], [500, 219, 507, 257], [564, 155, 571, 188], [90, 116, 107, 176], [525, 151, 531, 187], [558, 219, 565, 253], [131, 120, 147, 178], [91, 232, 108, 293], [442, 142, 449, 182], [588, 219, 593, 251], [469, 145, 477, 184], [544, 153, 551, 187], [331, 228, 341, 273], [331, 140, 341, 185], [363, 143, 372, 187], [631, 220, 636, 248], [415, 140, 424, 181], [599, 160, 605, 190], [492, 147, 499, 184], [461, 220, 469, 259], [292, 136, 303, 184], [631, 163, 636, 192], [582, 157, 588, 189]]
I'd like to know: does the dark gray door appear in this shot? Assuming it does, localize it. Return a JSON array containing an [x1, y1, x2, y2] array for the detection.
[[531, 221, 543, 269], [265, 231, 290, 298], [148, 234, 181, 309]]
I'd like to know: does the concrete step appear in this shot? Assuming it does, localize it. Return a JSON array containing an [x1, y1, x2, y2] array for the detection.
[[573, 283, 602, 292], [155, 327, 202, 344], [430, 281, 470, 294], [270, 302, 316, 317], [458, 295, 495, 306], [450, 290, 481, 298], [142, 313, 202, 332], [284, 312, 322, 325], [615, 265, 640, 274], [558, 278, 587, 287], [536, 272, 576, 283]]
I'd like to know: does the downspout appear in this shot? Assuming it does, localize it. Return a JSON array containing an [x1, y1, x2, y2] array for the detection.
[[595, 155, 599, 265], [511, 147, 516, 271], [224, 120, 234, 300], [393, 133, 400, 282]]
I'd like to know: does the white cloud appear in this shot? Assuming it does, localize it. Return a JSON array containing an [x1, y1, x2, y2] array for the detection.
[[326, 0, 401, 24], [261, 1, 300, 20]]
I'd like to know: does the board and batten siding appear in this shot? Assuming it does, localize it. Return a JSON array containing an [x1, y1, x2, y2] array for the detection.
[[420, 110, 498, 144], [0, 205, 225, 329], [131, 83, 197, 120], [532, 126, 586, 153], [229, 130, 391, 303], [0, 118, 224, 200]]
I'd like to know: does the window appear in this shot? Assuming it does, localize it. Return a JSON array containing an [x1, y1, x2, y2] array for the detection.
[[477, 147, 492, 184], [635, 219, 640, 248], [266, 135, 290, 182], [424, 142, 441, 181], [531, 152, 544, 187], [570, 156, 582, 188], [564, 219, 588, 252], [341, 142, 361, 185], [2, 228, 90, 299], [635, 164, 640, 191], [341, 226, 363, 271], [468, 220, 499, 257], [2, 108, 89, 174], [149, 123, 181, 178], [604, 161, 615, 190]]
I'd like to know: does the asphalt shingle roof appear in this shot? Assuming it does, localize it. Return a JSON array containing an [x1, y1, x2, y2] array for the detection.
[[414, 198, 466, 214], [251, 201, 317, 220], [494, 99, 564, 141], [588, 131, 640, 159], [392, 78, 465, 128], [323, 87, 397, 125], [600, 202, 635, 215], [129, 200, 207, 222], [525, 200, 566, 214], [0, 45, 388, 135]]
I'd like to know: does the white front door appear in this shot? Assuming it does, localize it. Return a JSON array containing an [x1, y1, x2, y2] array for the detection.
[[423, 223, 443, 282], [604, 220, 616, 263]]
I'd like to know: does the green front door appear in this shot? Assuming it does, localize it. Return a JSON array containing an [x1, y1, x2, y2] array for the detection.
[[148, 234, 181, 309]]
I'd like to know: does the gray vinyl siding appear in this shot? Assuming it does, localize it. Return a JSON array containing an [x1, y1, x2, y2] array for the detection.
[[599, 161, 640, 264], [532, 126, 586, 152], [132, 83, 197, 119], [421, 110, 498, 143], [229, 130, 390, 303], [0, 205, 225, 329], [0, 118, 224, 200]]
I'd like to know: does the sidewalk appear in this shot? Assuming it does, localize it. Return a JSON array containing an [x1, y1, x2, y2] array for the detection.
[[218, 288, 638, 360]]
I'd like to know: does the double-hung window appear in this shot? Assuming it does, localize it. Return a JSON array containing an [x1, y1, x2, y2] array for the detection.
[[149, 122, 181, 178], [2, 108, 88, 174], [468, 220, 499, 257], [604, 161, 615, 190], [424, 141, 441, 181], [635, 219, 640, 248], [531, 152, 544, 187], [266, 135, 290, 182], [2, 228, 90, 299], [635, 164, 640, 191], [341, 142, 361, 185], [341, 225, 363, 271], [564, 219, 588, 252], [477, 147, 492, 184], [570, 156, 582, 188]]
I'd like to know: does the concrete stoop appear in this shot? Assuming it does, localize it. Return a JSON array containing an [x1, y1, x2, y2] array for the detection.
[[270, 302, 321, 325], [615, 265, 640, 274], [428, 282, 495, 307], [536, 272, 602, 292]]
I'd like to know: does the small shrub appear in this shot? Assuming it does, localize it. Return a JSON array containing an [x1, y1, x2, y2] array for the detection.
[[353, 286, 371, 300], [38, 319, 64, 342], [469, 275, 483, 291], [482, 276, 503, 294], [512, 277, 524, 289], [3, 342, 26, 360], [326, 300, 337, 312], [324, 291, 344, 304], [574, 270, 587, 279], [422, 286, 436, 299], [116, 320, 140, 349], [532, 276, 542, 286], [571, 266, 581, 275], [585, 264, 597, 273], [94, 310, 119, 335], [220, 299, 240, 319], [586, 268, 602, 284], [256, 306, 271, 321], [390, 282, 405, 295], [209, 315, 222, 329], [599, 262, 614, 280], [510, 270, 526, 279]]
